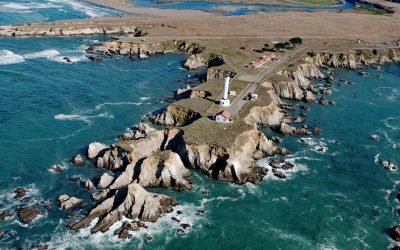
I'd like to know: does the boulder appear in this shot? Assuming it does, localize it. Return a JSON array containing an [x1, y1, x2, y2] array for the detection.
[[88, 142, 108, 159], [14, 188, 26, 199], [282, 162, 294, 170], [368, 135, 379, 141], [71, 154, 84, 166], [83, 179, 95, 190], [319, 96, 328, 105], [304, 91, 316, 103], [17, 207, 40, 223], [58, 195, 83, 210], [390, 225, 400, 241], [97, 173, 114, 189], [272, 169, 286, 179], [48, 164, 65, 173], [0, 211, 12, 221]]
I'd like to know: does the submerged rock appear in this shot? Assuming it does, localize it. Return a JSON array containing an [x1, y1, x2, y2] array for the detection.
[[272, 169, 286, 179], [319, 96, 328, 105], [48, 164, 65, 173], [390, 225, 400, 241], [71, 154, 84, 166], [0, 211, 12, 221], [368, 134, 379, 141], [14, 188, 27, 199], [17, 207, 40, 223]]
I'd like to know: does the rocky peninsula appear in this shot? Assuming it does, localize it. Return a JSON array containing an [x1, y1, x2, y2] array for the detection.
[[1, 0, 400, 246], [49, 31, 398, 237]]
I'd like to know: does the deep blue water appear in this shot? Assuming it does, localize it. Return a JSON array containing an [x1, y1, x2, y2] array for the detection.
[[131, 0, 355, 15], [0, 0, 122, 25]]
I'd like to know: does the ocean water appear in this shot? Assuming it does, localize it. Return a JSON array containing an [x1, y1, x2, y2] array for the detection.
[[0, 1, 400, 249], [0, 0, 122, 25], [0, 36, 399, 249], [131, 0, 355, 15]]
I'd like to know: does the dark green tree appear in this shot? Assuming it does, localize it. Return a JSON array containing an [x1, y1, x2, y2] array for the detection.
[[289, 37, 303, 46]]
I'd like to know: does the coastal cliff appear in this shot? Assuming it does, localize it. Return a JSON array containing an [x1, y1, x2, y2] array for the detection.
[[89, 39, 203, 58], [151, 105, 201, 127], [304, 49, 400, 68], [0, 23, 139, 37]]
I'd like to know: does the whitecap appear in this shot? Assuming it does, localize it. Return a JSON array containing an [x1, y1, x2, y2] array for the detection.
[[0, 50, 25, 65], [258, 156, 309, 181], [49, 0, 110, 17], [49, 55, 90, 63], [54, 113, 114, 123], [374, 153, 380, 165], [23, 49, 60, 59], [47, 203, 204, 249]]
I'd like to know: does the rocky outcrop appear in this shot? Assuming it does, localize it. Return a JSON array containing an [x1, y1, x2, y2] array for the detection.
[[70, 183, 177, 234], [120, 123, 157, 141], [71, 154, 84, 166], [177, 129, 282, 184], [304, 91, 316, 103], [263, 79, 304, 101], [244, 90, 284, 127], [151, 105, 201, 127], [278, 62, 324, 90], [58, 195, 83, 210], [206, 68, 236, 80], [17, 207, 40, 223], [305, 49, 400, 69], [183, 53, 224, 70], [279, 123, 309, 135], [88, 142, 108, 160], [0, 23, 138, 38], [90, 40, 202, 58]]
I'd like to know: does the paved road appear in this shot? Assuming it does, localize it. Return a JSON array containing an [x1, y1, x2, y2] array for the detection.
[[214, 46, 310, 117]]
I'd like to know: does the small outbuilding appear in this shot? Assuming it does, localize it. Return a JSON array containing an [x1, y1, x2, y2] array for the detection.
[[215, 110, 232, 123]]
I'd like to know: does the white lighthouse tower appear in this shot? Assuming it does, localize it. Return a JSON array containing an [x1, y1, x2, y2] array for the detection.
[[220, 76, 231, 106]]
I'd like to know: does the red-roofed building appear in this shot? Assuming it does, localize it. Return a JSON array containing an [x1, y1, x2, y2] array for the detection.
[[215, 110, 232, 123], [250, 53, 277, 69]]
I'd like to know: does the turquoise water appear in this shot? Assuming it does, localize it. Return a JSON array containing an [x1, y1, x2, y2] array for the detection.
[[0, 35, 399, 249], [0, 0, 122, 25], [131, 0, 355, 15], [0, 1, 400, 249]]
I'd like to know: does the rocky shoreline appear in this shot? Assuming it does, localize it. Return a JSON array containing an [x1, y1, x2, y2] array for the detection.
[[11, 37, 400, 242]]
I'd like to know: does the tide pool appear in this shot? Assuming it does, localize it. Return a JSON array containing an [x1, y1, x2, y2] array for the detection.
[[131, 0, 355, 15]]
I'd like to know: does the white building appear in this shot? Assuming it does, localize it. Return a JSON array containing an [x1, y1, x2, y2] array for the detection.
[[215, 110, 232, 123]]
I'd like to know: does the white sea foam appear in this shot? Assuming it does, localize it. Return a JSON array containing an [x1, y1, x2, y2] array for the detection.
[[50, 55, 90, 63], [0, 50, 25, 65], [94, 102, 143, 111], [373, 86, 400, 102], [258, 156, 310, 181], [140, 97, 151, 101], [47, 203, 204, 249], [0, 2, 62, 12], [298, 137, 329, 154], [54, 113, 114, 122], [23, 49, 60, 59], [49, 0, 110, 17], [383, 116, 400, 131], [374, 153, 380, 164]]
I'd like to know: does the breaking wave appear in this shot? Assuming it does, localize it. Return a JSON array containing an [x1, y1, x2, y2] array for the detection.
[[0, 50, 25, 65], [54, 113, 114, 122]]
